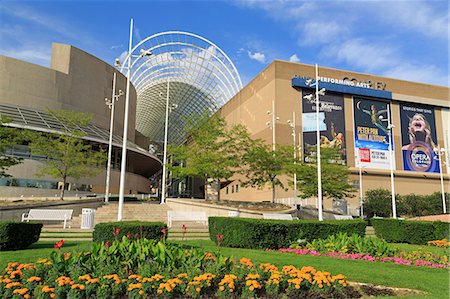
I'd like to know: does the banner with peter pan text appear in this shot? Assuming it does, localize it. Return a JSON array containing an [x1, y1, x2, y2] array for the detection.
[[400, 103, 439, 173], [353, 97, 394, 170]]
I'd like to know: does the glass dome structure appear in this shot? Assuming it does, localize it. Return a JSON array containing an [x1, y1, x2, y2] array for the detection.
[[123, 31, 243, 147]]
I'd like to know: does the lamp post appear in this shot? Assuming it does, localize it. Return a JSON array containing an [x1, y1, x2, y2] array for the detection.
[[266, 100, 279, 151], [303, 64, 325, 221], [379, 104, 396, 218], [115, 18, 153, 221], [356, 149, 365, 219], [161, 79, 178, 204], [434, 148, 447, 214], [104, 72, 124, 203], [287, 112, 297, 207]]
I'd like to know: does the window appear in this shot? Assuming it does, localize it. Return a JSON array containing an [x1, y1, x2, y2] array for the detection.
[[235, 184, 239, 193], [226, 187, 229, 194], [232, 185, 234, 193]]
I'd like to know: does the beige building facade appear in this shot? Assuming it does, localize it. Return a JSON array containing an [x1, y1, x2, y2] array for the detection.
[[0, 43, 160, 196], [218, 61, 449, 213]]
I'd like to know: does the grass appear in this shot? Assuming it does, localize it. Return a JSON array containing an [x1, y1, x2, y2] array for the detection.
[[1, 239, 448, 298]]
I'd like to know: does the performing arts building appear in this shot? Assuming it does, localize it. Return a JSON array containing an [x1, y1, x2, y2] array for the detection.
[[1, 37, 449, 214]]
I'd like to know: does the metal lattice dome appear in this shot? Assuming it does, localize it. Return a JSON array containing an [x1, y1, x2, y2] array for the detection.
[[123, 31, 242, 147]]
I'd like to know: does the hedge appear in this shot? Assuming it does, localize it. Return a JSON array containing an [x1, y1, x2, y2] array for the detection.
[[0, 222, 43, 250], [93, 221, 167, 243], [209, 217, 366, 249], [371, 218, 450, 244]]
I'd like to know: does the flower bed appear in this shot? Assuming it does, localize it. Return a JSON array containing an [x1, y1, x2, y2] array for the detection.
[[278, 248, 449, 269], [1, 237, 355, 298], [280, 234, 449, 269]]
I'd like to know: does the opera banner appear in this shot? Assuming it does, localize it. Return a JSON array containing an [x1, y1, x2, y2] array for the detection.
[[302, 91, 346, 164], [353, 97, 394, 170], [400, 104, 439, 173]]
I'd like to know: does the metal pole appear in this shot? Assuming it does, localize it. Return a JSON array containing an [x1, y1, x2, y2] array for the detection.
[[292, 112, 297, 207], [358, 151, 364, 219], [438, 150, 447, 213], [272, 100, 276, 151], [387, 104, 397, 218], [105, 72, 117, 203], [161, 79, 170, 204], [118, 18, 133, 221], [315, 64, 323, 221]]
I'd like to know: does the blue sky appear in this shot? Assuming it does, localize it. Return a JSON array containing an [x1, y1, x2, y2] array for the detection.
[[1, 0, 448, 87]]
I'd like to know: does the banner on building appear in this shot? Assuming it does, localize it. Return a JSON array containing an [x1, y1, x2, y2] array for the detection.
[[353, 97, 394, 169], [302, 91, 346, 164], [400, 104, 439, 173]]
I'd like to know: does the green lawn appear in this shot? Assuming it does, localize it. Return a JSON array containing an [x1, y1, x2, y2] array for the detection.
[[1, 240, 448, 298]]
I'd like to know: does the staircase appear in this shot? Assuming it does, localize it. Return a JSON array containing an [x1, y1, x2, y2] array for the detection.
[[70, 203, 171, 227]]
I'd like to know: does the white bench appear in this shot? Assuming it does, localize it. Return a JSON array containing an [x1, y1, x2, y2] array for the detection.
[[334, 215, 354, 220], [22, 209, 73, 229], [263, 213, 293, 220], [167, 211, 208, 228]]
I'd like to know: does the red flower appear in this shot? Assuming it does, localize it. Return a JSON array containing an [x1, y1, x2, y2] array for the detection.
[[160, 227, 168, 241], [134, 233, 139, 239], [54, 239, 65, 249], [217, 234, 224, 240], [182, 224, 187, 232], [105, 241, 111, 247], [113, 228, 120, 238], [127, 232, 131, 240]]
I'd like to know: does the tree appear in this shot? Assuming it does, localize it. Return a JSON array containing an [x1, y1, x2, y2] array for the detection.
[[289, 147, 354, 200], [0, 116, 23, 177], [168, 113, 252, 200], [29, 110, 107, 200], [240, 142, 293, 203]]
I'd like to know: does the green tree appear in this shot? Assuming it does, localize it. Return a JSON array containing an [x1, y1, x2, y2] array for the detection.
[[363, 188, 394, 218], [289, 147, 354, 200], [240, 142, 293, 203], [29, 110, 106, 200], [0, 116, 23, 177], [168, 113, 252, 200]]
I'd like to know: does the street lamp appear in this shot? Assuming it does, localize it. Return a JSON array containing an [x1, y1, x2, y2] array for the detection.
[[434, 148, 448, 214], [266, 100, 279, 151], [378, 104, 397, 218], [287, 112, 297, 207], [161, 79, 178, 204], [115, 18, 153, 221], [303, 64, 325, 221], [104, 72, 124, 203], [355, 149, 367, 219]]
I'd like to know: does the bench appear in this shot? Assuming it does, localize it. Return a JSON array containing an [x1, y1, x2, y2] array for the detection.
[[167, 211, 208, 228], [263, 213, 293, 220], [21, 209, 73, 229], [334, 215, 354, 220]]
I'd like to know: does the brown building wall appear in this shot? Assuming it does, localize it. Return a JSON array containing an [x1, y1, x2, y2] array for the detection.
[[0, 43, 136, 140], [218, 60, 450, 209]]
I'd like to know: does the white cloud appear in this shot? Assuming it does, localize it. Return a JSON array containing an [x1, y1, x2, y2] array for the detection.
[[0, 46, 51, 67], [372, 1, 449, 40], [299, 21, 349, 45], [327, 39, 396, 71], [382, 64, 448, 87], [247, 51, 266, 63], [289, 54, 300, 63]]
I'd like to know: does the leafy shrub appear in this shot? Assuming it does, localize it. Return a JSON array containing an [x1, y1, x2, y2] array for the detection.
[[363, 189, 395, 218], [364, 189, 449, 218], [372, 219, 450, 244], [92, 221, 167, 243], [0, 221, 43, 250], [209, 217, 366, 249], [291, 233, 399, 257]]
